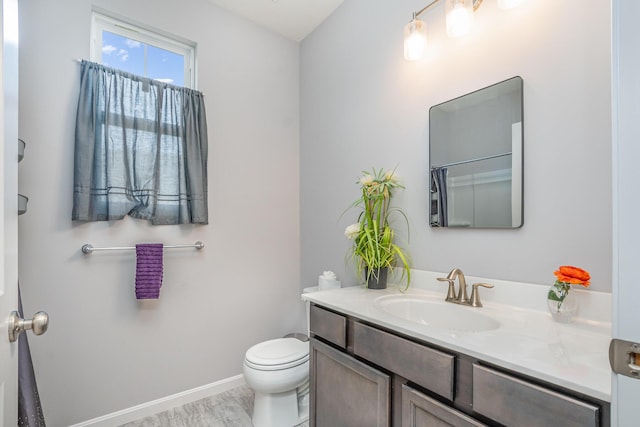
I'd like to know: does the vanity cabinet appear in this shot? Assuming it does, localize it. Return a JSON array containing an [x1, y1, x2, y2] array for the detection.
[[309, 303, 610, 427]]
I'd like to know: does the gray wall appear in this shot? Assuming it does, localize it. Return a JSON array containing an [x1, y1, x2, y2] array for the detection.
[[18, 0, 302, 425], [300, 0, 612, 291]]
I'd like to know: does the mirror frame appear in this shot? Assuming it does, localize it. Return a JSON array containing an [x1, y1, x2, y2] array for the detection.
[[429, 76, 524, 229]]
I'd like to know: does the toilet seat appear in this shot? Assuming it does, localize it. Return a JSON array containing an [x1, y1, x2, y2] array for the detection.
[[245, 338, 309, 371]]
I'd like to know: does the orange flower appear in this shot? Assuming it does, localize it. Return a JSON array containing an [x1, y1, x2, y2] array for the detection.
[[554, 265, 590, 287]]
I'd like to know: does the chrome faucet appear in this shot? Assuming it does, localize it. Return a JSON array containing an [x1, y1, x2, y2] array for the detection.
[[437, 268, 493, 307]]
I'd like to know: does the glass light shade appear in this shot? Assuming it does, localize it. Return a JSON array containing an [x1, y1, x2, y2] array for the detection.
[[445, 0, 474, 38], [498, 0, 525, 10], [403, 19, 427, 61]]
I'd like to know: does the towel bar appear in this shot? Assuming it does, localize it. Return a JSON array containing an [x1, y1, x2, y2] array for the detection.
[[82, 241, 204, 254]]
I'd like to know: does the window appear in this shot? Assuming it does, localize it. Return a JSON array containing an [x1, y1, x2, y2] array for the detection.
[[90, 11, 196, 88]]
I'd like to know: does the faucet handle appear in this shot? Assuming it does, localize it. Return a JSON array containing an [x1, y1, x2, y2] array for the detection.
[[469, 283, 494, 307], [437, 277, 456, 301]]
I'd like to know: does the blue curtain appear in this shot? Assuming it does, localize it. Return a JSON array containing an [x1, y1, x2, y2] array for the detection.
[[430, 167, 448, 227], [73, 61, 208, 225]]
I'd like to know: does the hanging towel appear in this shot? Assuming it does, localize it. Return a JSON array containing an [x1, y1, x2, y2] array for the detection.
[[135, 243, 164, 299]]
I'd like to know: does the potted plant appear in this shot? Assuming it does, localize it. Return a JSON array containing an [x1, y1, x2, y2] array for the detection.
[[344, 168, 411, 290]]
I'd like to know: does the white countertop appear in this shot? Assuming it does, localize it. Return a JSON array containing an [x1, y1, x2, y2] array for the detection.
[[302, 270, 612, 402]]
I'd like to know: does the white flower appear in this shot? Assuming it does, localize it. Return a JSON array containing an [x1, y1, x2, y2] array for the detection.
[[321, 271, 337, 280], [384, 170, 398, 183], [344, 223, 361, 239], [359, 175, 374, 186]]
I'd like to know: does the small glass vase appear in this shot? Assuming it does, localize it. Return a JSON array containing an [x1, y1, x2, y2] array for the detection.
[[547, 282, 578, 323]]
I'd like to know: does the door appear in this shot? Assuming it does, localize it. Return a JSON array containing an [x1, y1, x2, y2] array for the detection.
[[612, 0, 640, 425], [402, 384, 487, 427], [310, 338, 390, 427], [0, 0, 20, 424]]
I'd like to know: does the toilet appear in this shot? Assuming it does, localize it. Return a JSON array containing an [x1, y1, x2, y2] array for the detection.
[[243, 337, 310, 427]]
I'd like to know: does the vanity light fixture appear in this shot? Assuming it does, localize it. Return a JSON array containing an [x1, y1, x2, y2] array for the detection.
[[404, 0, 483, 61], [445, 0, 475, 38], [403, 0, 525, 61], [404, 14, 428, 61]]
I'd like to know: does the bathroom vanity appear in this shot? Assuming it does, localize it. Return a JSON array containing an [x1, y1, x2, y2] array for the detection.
[[303, 277, 611, 427]]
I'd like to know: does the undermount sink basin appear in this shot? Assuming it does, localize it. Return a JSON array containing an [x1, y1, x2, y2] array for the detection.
[[375, 295, 500, 332]]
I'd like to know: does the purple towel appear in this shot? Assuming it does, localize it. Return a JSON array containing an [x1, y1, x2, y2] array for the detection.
[[135, 244, 164, 299]]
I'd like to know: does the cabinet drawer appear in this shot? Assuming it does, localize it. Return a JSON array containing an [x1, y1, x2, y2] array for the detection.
[[310, 304, 347, 349], [472, 364, 600, 427], [402, 385, 487, 427], [353, 322, 455, 400]]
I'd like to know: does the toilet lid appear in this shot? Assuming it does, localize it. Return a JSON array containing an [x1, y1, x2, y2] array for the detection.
[[245, 338, 309, 369]]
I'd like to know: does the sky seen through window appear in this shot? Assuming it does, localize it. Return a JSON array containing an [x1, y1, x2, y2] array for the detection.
[[101, 31, 185, 87]]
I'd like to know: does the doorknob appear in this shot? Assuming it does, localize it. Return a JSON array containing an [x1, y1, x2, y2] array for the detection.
[[610, 338, 640, 379], [8, 310, 49, 343]]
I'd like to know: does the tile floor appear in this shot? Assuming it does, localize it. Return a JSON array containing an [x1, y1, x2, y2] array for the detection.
[[120, 385, 309, 427]]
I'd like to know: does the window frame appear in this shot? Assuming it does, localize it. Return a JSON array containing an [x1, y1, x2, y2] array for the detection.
[[90, 11, 197, 89]]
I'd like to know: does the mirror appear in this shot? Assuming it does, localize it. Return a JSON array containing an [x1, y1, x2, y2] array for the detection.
[[429, 76, 523, 228]]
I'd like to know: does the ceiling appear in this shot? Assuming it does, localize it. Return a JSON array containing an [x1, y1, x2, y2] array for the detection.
[[206, 0, 344, 42]]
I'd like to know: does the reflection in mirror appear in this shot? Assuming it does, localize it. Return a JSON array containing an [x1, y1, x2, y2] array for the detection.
[[429, 76, 523, 228]]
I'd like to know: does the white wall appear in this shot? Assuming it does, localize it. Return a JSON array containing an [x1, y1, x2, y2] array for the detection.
[[18, 0, 301, 425], [300, 0, 612, 292]]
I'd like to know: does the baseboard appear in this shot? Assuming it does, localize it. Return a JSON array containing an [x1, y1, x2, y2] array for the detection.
[[68, 374, 246, 427]]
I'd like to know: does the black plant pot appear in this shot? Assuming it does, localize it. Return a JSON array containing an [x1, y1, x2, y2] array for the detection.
[[366, 267, 388, 290]]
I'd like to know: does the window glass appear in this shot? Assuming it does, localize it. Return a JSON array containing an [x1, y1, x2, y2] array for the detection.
[[147, 44, 185, 86], [101, 31, 185, 87], [91, 12, 195, 88]]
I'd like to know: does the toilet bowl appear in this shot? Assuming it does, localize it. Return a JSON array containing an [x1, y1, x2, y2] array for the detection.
[[243, 337, 310, 427]]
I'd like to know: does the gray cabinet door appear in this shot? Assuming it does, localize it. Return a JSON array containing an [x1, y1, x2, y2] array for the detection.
[[402, 385, 487, 427], [310, 338, 390, 427]]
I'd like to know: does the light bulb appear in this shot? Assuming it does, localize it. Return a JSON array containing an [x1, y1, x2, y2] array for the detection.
[[498, 0, 525, 10], [446, 0, 474, 38], [404, 19, 427, 61]]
